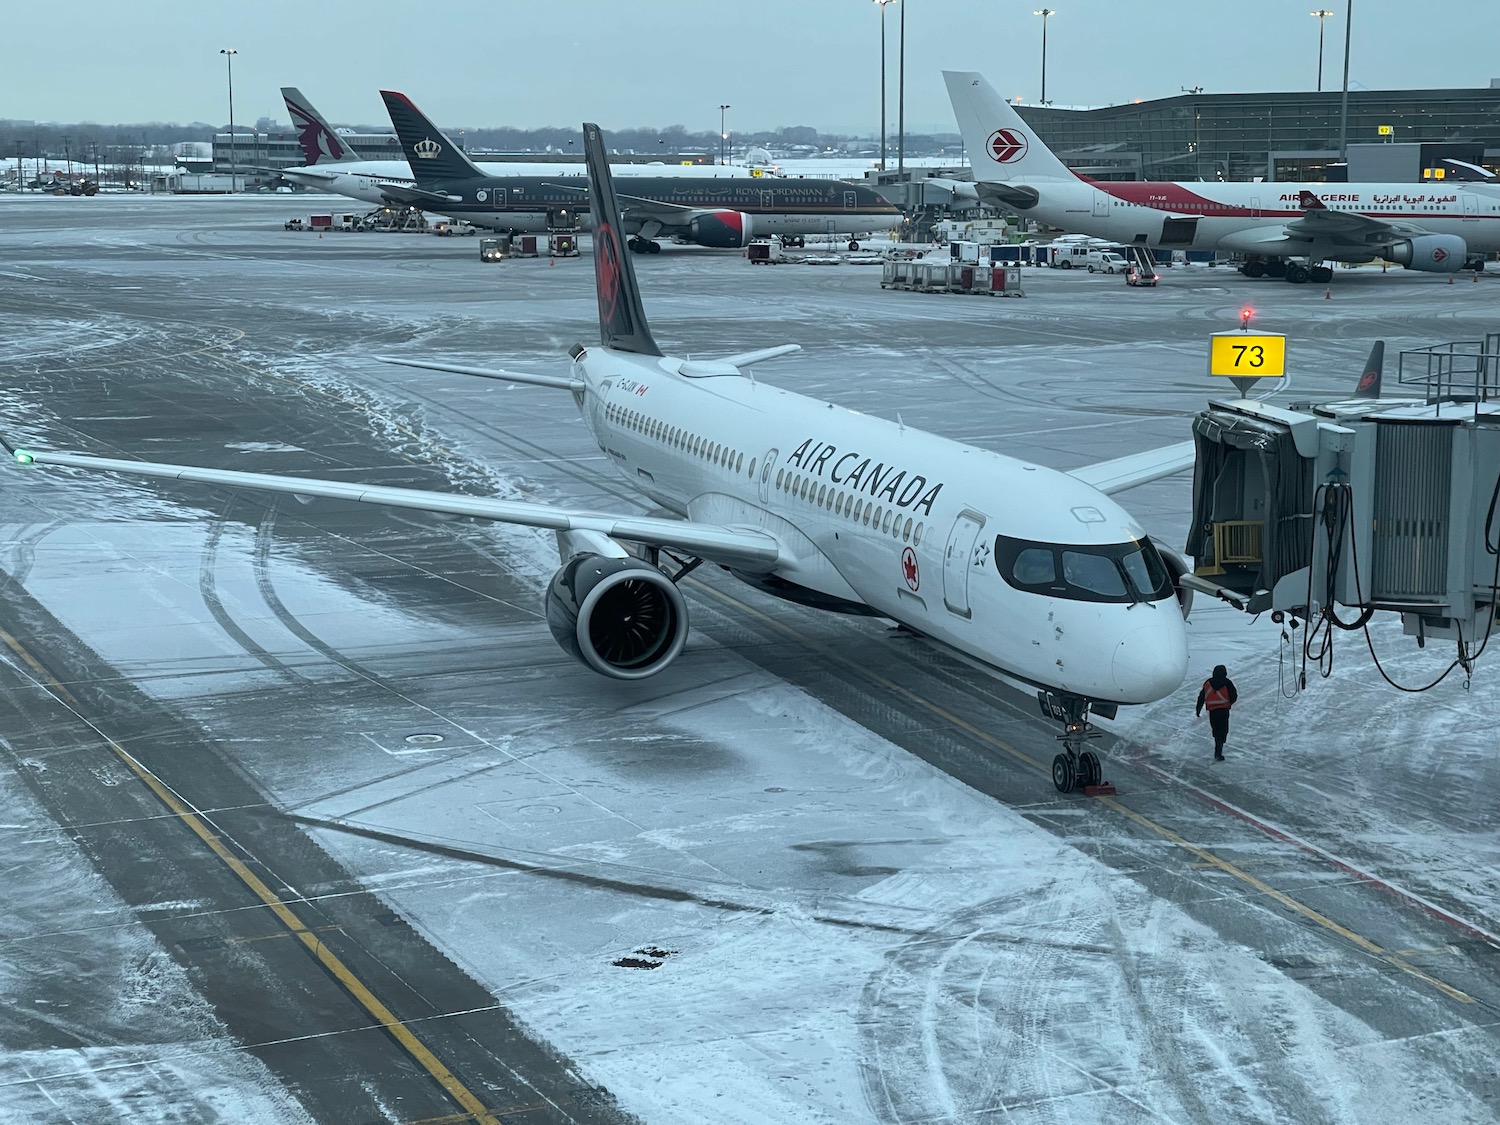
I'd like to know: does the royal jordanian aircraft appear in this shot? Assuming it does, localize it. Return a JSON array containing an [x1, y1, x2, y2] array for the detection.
[[381, 91, 898, 250], [6, 121, 1196, 793], [276, 87, 760, 207], [946, 71, 1500, 284]]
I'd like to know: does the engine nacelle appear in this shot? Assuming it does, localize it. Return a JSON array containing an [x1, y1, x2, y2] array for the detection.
[[545, 554, 688, 679], [1151, 538, 1195, 621], [687, 210, 754, 248], [1385, 234, 1466, 273]]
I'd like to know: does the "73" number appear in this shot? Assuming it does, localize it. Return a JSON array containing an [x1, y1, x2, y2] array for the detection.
[[1230, 344, 1265, 368]]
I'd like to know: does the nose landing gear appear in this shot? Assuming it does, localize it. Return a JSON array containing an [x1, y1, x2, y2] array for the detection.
[[1039, 692, 1115, 794]]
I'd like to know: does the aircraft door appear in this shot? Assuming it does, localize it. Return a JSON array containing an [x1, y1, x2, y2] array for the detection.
[[492, 188, 507, 209], [1092, 191, 1110, 218], [942, 509, 987, 618], [844, 191, 857, 209], [759, 448, 778, 504], [761, 190, 773, 210], [1463, 193, 1479, 220], [1250, 196, 1261, 218]]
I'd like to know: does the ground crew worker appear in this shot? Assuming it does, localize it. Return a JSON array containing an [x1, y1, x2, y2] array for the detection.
[[1195, 663, 1238, 761]]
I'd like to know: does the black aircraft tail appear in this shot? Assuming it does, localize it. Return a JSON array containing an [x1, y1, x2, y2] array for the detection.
[[379, 90, 485, 184], [581, 122, 661, 357], [1353, 340, 1384, 398]]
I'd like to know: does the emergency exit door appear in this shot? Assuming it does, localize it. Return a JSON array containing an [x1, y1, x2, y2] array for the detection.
[[844, 191, 857, 209], [943, 510, 987, 618], [491, 188, 508, 209]]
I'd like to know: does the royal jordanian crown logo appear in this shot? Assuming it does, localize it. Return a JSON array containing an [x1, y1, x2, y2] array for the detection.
[[413, 137, 442, 159]]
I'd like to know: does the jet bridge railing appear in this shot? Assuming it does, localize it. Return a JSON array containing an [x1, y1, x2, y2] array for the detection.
[[1396, 334, 1500, 412]]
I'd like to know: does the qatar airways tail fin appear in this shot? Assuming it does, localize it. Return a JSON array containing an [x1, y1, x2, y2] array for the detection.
[[943, 71, 1078, 183], [281, 88, 360, 166], [581, 122, 661, 357]]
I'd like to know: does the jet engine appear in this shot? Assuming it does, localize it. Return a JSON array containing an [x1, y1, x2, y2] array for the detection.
[[545, 554, 689, 679], [687, 210, 755, 248], [1385, 234, 1466, 273], [1151, 539, 1195, 621]]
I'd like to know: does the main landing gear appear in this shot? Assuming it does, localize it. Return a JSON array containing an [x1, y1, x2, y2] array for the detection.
[[1038, 692, 1112, 793], [1239, 256, 1332, 284], [628, 237, 662, 254]]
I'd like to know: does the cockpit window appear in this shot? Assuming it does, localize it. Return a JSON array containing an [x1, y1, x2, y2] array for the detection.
[[996, 535, 1172, 604]]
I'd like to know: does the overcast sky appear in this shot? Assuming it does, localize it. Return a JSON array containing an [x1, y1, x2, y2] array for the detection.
[[7, 1, 1498, 134]]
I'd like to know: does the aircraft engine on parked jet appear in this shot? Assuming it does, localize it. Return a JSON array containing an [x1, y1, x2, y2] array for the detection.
[[545, 554, 689, 679], [687, 210, 755, 248], [1385, 234, 1466, 273], [1151, 539, 1195, 621]]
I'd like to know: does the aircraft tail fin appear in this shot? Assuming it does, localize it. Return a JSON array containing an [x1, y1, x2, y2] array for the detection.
[[1354, 340, 1384, 398], [943, 71, 1078, 184], [281, 88, 360, 166], [581, 122, 662, 357], [379, 91, 486, 183]]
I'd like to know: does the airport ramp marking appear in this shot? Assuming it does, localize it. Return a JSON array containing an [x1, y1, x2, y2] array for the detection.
[[0, 624, 509, 1125]]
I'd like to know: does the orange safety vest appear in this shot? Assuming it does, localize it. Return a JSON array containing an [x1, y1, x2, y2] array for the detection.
[[1202, 681, 1232, 710]]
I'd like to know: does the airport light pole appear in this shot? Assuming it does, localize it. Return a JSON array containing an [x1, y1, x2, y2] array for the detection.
[[1337, 0, 1352, 161], [875, 0, 895, 171], [61, 134, 71, 178], [896, 0, 906, 173], [719, 104, 731, 165], [219, 48, 237, 193], [1311, 9, 1333, 92], [1034, 9, 1054, 106]]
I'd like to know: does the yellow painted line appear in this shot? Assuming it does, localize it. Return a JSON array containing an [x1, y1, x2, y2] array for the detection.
[[690, 581, 1476, 1004], [0, 625, 504, 1124]]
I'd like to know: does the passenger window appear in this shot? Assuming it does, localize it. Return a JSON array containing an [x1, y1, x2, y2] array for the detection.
[[882, 510, 893, 534], [914, 522, 923, 545], [748, 458, 757, 478], [776, 468, 784, 488], [903, 518, 912, 542], [817, 484, 827, 505]]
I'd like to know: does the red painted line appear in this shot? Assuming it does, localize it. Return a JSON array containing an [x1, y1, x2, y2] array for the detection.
[[1127, 752, 1500, 950]]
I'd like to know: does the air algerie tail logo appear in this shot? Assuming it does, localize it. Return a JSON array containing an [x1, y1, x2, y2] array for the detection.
[[413, 137, 441, 160], [987, 128, 1029, 164]]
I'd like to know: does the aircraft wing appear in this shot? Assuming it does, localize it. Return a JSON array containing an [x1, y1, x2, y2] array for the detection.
[[7, 447, 784, 569], [1284, 190, 1408, 246], [1067, 441, 1196, 495], [375, 184, 464, 208]]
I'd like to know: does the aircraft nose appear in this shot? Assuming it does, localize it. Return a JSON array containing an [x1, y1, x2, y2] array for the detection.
[[1112, 623, 1189, 703]]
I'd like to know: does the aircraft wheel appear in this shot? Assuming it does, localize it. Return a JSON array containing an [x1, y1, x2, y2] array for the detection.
[[1078, 751, 1103, 788], [1311, 265, 1333, 283], [1242, 260, 1267, 278], [848, 240, 860, 251], [627, 238, 646, 254], [647, 240, 661, 254], [1286, 263, 1310, 284], [1051, 753, 1077, 793]]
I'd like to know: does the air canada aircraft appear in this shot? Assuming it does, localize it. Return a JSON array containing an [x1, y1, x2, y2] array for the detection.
[[276, 87, 760, 208], [380, 91, 899, 251], [946, 71, 1500, 284], [7, 121, 1199, 793]]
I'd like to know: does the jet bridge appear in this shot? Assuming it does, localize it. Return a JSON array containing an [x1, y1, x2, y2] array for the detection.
[[1184, 333, 1500, 652]]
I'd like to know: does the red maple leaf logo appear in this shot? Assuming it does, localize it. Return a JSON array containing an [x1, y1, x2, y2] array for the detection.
[[902, 547, 920, 592]]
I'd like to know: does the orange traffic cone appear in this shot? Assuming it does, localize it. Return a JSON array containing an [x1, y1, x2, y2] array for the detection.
[[549, 258, 554, 266], [1325, 288, 1331, 299], [1449, 274, 1455, 284]]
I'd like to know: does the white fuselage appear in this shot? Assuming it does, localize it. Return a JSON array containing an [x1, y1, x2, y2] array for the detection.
[[570, 348, 1189, 705], [1017, 179, 1500, 259]]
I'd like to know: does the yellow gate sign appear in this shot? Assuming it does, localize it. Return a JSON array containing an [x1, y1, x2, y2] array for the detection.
[[1209, 332, 1285, 378]]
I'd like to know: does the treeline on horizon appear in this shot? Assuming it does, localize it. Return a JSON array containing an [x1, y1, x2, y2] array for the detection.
[[0, 119, 955, 158]]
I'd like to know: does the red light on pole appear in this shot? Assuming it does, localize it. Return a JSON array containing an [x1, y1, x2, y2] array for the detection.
[[1240, 307, 1254, 331]]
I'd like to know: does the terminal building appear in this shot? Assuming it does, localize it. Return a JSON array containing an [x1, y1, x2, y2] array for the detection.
[[1013, 82, 1500, 183]]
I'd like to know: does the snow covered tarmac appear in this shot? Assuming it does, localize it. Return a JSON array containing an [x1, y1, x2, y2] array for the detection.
[[1, 194, 1498, 1123]]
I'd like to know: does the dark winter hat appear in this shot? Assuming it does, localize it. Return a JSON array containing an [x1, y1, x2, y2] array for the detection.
[[1212, 664, 1227, 678]]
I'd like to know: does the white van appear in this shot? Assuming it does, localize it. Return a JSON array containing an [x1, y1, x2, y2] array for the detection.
[[1085, 251, 1128, 274]]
